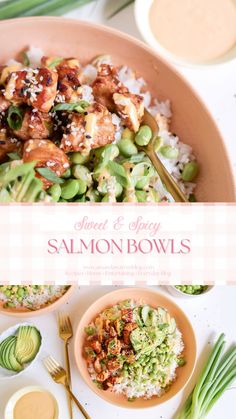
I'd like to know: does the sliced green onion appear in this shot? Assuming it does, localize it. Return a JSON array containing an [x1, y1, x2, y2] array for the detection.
[[7, 105, 24, 130], [52, 100, 89, 113], [7, 152, 21, 160], [21, 51, 30, 66], [36, 167, 64, 184], [48, 57, 63, 69], [107, 161, 128, 188]]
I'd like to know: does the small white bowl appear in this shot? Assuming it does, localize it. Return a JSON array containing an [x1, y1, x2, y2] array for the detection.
[[166, 286, 215, 299], [0, 323, 42, 379], [134, 0, 236, 68], [4, 386, 59, 419]]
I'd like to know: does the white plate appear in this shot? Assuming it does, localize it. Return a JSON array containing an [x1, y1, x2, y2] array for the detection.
[[0, 322, 42, 379], [4, 386, 59, 419]]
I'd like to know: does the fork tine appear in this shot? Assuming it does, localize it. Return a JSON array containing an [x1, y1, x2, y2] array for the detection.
[[49, 356, 61, 371], [43, 357, 54, 374]]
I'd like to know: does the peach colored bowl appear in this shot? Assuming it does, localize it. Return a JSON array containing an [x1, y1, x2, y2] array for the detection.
[[0, 285, 75, 318], [74, 288, 197, 408], [0, 17, 235, 202]]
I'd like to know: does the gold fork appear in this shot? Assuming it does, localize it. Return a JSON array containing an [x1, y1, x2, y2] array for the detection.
[[44, 356, 91, 419], [58, 312, 73, 419]]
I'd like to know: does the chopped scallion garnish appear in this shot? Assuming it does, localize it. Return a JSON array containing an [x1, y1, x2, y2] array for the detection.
[[7, 105, 24, 130]]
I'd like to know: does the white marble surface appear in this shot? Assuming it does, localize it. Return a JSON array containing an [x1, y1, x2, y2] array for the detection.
[[0, 286, 236, 419], [64, 0, 236, 178]]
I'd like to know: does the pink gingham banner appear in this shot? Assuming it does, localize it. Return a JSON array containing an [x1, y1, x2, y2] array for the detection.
[[0, 203, 235, 284]]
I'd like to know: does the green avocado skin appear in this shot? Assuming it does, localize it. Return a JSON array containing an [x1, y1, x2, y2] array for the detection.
[[0, 326, 41, 372]]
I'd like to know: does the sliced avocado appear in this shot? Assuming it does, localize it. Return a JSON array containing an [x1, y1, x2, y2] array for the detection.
[[141, 305, 150, 325], [3, 337, 17, 370], [8, 338, 23, 372], [132, 307, 143, 327], [130, 326, 165, 354], [0, 336, 23, 372], [15, 326, 41, 364], [168, 318, 176, 334], [0, 336, 13, 368], [157, 307, 168, 324]]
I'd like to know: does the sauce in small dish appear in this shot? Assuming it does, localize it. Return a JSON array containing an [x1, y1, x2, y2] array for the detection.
[[13, 391, 56, 419], [4, 386, 58, 419], [149, 0, 236, 63]]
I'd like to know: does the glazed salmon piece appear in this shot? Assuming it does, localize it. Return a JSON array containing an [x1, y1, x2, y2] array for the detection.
[[42, 57, 82, 103], [0, 92, 10, 112], [93, 64, 144, 131], [12, 109, 53, 141], [60, 102, 115, 153], [113, 91, 144, 132], [92, 64, 126, 111], [23, 139, 69, 188], [4, 67, 58, 113], [0, 130, 22, 162]]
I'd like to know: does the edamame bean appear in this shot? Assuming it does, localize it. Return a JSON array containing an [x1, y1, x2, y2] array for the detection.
[[61, 168, 71, 179], [181, 161, 199, 182], [47, 184, 61, 202], [147, 189, 160, 202], [135, 125, 152, 146], [61, 179, 81, 200], [118, 138, 138, 157], [153, 136, 164, 153], [160, 145, 179, 159], [72, 164, 92, 186], [69, 152, 89, 165], [135, 190, 147, 202], [74, 195, 86, 202], [101, 194, 110, 202], [98, 179, 122, 197], [86, 189, 101, 202], [122, 128, 135, 141], [17, 288, 25, 298], [76, 179, 87, 195], [135, 177, 150, 190]]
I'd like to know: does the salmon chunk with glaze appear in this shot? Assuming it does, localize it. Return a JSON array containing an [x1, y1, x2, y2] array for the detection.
[[12, 109, 53, 141], [4, 68, 58, 113], [60, 102, 116, 154], [0, 130, 22, 162], [23, 139, 70, 188]]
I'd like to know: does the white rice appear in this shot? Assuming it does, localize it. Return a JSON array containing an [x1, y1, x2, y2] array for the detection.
[[0, 286, 69, 309], [26, 46, 44, 67]]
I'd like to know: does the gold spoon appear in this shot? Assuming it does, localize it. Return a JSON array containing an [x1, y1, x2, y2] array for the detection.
[[138, 109, 188, 202]]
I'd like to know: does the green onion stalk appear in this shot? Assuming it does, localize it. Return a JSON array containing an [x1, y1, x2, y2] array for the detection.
[[0, 0, 95, 19], [176, 333, 236, 419]]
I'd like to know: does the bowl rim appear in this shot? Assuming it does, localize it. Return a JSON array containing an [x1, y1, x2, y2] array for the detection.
[[134, 0, 236, 68], [0, 322, 42, 380], [74, 287, 197, 409], [0, 16, 235, 200], [0, 285, 75, 318], [4, 385, 59, 419]]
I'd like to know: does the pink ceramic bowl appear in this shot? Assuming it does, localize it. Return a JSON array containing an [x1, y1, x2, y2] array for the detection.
[[74, 288, 197, 409], [0, 17, 235, 201], [0, 285, 75, 318]]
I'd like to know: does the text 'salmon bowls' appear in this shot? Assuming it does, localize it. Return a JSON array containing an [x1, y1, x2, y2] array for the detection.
[[74, 288, 197, 409], [0, 17, 235, 202], [0, 286, 75, 318]]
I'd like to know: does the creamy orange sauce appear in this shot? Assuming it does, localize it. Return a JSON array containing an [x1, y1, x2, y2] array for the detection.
[[149, 0, 236, 62], [14, 391, 56, 419]]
